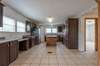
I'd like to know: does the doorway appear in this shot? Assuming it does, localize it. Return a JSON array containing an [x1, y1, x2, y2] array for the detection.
[[85, 18, 98, 52]]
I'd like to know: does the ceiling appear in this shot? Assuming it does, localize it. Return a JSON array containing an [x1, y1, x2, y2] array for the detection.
[[2, 0, 96, 25]]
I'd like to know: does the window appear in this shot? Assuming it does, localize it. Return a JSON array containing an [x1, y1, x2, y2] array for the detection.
[[3, 16, 15, 32], [0, 16, 26, 32], [17, 21, 25, 32], [26, 25, 30, 32], [46, 28, 57, 33], [46, 28, 52, 33], [52, 28, 57, 33], [0, 27, 3, 31]]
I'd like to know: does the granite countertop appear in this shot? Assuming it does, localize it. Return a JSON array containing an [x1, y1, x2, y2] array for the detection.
[[0, 35, 34, 44], [18, 38, 29, 42], [0, 38, 30, 44], [0, 38, 19, 44]]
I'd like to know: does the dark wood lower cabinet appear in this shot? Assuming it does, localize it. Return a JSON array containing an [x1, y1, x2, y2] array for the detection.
[[9, 40, 19, 63], [0, 42, 9, 66], [19, 39, 29, 51], [0, 40, 19, 66], [34, 36, 40, 45], [0, 37, 35, 66], [29, 37, 34, 48]]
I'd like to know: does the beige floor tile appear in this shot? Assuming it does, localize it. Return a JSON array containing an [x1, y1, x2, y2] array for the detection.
[[30, 64, 39, 66], [40, 59, 49, 64], [9, 43, 97, 66], [9, 63, 31, 66], [49, 64, 59, 66], [40, 64, 49, 66], [9, 64, 22, 66]]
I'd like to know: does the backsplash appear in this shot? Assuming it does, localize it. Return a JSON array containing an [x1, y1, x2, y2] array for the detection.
[[0, 32, 30, 40]]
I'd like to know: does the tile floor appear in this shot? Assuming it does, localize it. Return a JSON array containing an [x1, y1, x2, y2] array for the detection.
[[9, 43, 97, 66]]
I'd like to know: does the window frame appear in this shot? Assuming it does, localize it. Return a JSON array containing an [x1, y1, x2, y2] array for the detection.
[[17, 21, 26, 32], [45, 27, 57, 34], [2, 16, 16, 32], [0, 16, 26, 33]]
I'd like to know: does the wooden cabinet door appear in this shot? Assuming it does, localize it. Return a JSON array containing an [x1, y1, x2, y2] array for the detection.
[[0, 42, 9, 66], [68, 18, 78, 49], [9, 40, 19, 63]]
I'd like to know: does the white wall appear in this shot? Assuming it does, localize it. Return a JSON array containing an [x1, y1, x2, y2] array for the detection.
[[0, 32, 29, 39], [78, 8, 98, 51], [40, 26, 45, 42], [86, 22, 95, 42], [0, 4, 30, 39], [78, 18, 85, 51], [3, 6, 29, 22]]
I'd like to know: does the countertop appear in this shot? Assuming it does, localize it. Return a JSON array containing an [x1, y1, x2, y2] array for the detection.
[[46, 35, 57, 37], [0, 38, 19, 44], [0, 36, 35, 44], [0, 38, 29, 44], [18, 38, 29, 42]]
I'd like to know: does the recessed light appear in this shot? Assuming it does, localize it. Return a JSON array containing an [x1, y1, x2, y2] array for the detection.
[[47, 16, 54, 23]]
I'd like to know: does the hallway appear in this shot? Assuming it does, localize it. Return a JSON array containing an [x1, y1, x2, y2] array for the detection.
[[9, 43, 97, 66]]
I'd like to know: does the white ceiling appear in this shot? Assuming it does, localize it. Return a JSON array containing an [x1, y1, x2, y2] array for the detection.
[[2, 0, 96, 25]]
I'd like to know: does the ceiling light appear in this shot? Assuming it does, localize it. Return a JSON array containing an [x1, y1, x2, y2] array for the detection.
[[47, 16, 54, 23]]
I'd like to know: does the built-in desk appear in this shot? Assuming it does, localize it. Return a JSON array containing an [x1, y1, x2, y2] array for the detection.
[[18, 38, 29, 51], [23, 36, 35, 48]]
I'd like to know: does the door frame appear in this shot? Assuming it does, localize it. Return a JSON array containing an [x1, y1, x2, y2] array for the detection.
[[84, 18, 98, 51]]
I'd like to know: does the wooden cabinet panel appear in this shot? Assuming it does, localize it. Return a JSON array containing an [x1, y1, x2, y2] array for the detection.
[[9, 40, 19, 63], [29, 38, 34, 48], [27, 37, 34, 48], [0, 42, 9, 66], [19, 39, 29, 51], [0, 40, 19, 66], [46, 37, 57, 46], [64, 18, 78, 49], [68, 18, 78, 49], [34, 36, 40, 45]]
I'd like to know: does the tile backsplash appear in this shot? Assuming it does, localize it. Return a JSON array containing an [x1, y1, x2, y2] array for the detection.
[[0, 32, 30, 40]]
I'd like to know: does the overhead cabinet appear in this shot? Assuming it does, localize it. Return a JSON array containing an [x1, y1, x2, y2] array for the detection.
[[0, 2, 4, 27]]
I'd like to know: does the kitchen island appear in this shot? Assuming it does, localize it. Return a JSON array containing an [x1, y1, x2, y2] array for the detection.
[[46, 35, 58, 46]]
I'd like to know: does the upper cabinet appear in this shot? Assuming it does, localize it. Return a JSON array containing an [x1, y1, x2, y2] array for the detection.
[[58, 26, 63, 32], [0, 2, 4, 27], [57, 25, 65, 32], [0, 3, 4, 27], [26, 21, 31, 33]]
